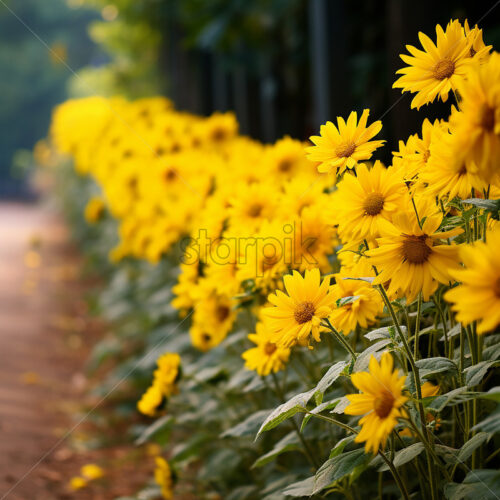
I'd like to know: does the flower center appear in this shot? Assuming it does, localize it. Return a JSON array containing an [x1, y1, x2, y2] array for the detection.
[[494, 277, 500, 298], [216, 305, 230, 322], [374, 390, 395, 418], [335, 141, 356, 158], [248, 203, 263, 217], [479, 104, 495, 132], [402, 235, 432, 264], [363, 192, 385, 216], [164, 168, 177, 182], [294, 301, 315, 324], [211, 127, 226, 141], [264, 342, 277, 355], [278, 158, 293, 172], [433, 59, 455, 80]]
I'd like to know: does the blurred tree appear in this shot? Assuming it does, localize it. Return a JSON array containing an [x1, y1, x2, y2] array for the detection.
[[0, 0, 100, 195]]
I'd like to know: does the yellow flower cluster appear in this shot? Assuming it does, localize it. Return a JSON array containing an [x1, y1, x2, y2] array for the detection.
[[137, 353, 181, 416], [49, 18, 500, 462]]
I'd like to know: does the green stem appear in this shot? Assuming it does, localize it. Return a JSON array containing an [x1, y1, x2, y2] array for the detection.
[[271, 372, 320, 468], [322, 318, 357, 360], [414, 293, 422, 360]]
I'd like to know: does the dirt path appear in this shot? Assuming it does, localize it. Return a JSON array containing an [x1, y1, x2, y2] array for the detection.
[[0, 201, 158, 500], [0, 201, 88, 499]]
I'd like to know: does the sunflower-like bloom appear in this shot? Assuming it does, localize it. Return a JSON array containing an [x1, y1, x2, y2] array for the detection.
[[333, 161, 407, 243], [367, 202, 462, 302], [345, 352, 408, 454], [329, 273, 384, 335], [263, 268, 336, 348], [449, 52, 500, 182], [445, 228, 500, 334], [392, 119, 446, 184], [305, 109, 384, 176], [393, 20, 490, 109], [84, 197, 105, 224], [242, 322, 291, 376], [154, 457, 174, 500], [137, 353, 181, 416], [418, 124, 486, 200]]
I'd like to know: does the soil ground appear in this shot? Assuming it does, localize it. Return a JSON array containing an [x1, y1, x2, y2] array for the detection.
[[0, 202, 152, 500]]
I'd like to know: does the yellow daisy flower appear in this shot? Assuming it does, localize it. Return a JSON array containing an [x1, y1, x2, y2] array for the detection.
[[137, 353, 181, 416], [263, 268, 336, 348], [367, 203, 462, 302], [84, 197, 105, 224], [445, 228, 500, 334], [333, 161, 407, 243], [154, 457, 174, 500], [419, 124, 487, 200], [449, 52, 500, 182], [345, 352, 408, 454], [329, 273, 384, 335], [305, 109, 384, 176], [393, 19, 489, 109], [242, 322, 291, 376]]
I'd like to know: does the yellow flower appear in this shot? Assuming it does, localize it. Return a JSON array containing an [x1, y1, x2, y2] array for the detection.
[[84, 196, 106, 224], [154, 457, 174, 500], [345, 352, 408, 454], [368, 202, 462, 302], [400, 382, 440, 437], [392, 119, 446, 183], [305, 109, 384, 176], [445, 228, 500, 334], [393, 20, 489, 109], [190, 281, 237, 350], [263, 268, 336, 348], [292, 203, 337, 272], [155, 353, 181, 397], [69, 476, 87, 490], [329, 273, 384, 335], [449, 52, 500, 182], [242, 322, 291, 376], [228, 181, 278, 233], [333, 161, 407, 243], [137, 383, 163, 417], [137, 353, 181, 416], [264, 136, 313, 179], [419, 124, 487, 200], [81, 464, 104, 480]]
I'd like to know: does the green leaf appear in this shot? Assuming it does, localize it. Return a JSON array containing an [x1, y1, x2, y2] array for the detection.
[[252, 432, 300, 468], [329, 435, 355, 458], [465, 360, 499, 387], [472, 406, 500, 434], [281, 476, 315, 497], [378, 443, 425, 471], [135, 415, 174, 445], [223, 409, 272, 438], [457, 433, 490, 462], [331, 396, 350, 414], [354, 339, 392, 372], [313, 361, 348, 403], [313, 449, 370, 494], [462, 198, 500, 211], [301, 398, 342, 431], [444, 469, 500, 499], [336, 295, 360, 307], [364, 326, 394, 341], [415, 357, 458, 379], [427, 387, 469, 411], [256, 390, 314, 437]]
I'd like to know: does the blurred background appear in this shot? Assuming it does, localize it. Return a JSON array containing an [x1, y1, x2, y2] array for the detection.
[[1, 0, 500, 198]]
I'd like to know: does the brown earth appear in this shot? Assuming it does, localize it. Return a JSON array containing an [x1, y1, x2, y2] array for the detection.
[[0, 202, 153, 500]]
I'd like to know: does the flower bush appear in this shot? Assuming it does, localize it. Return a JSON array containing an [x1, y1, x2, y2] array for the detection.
[[37, 19, 500, 500]]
